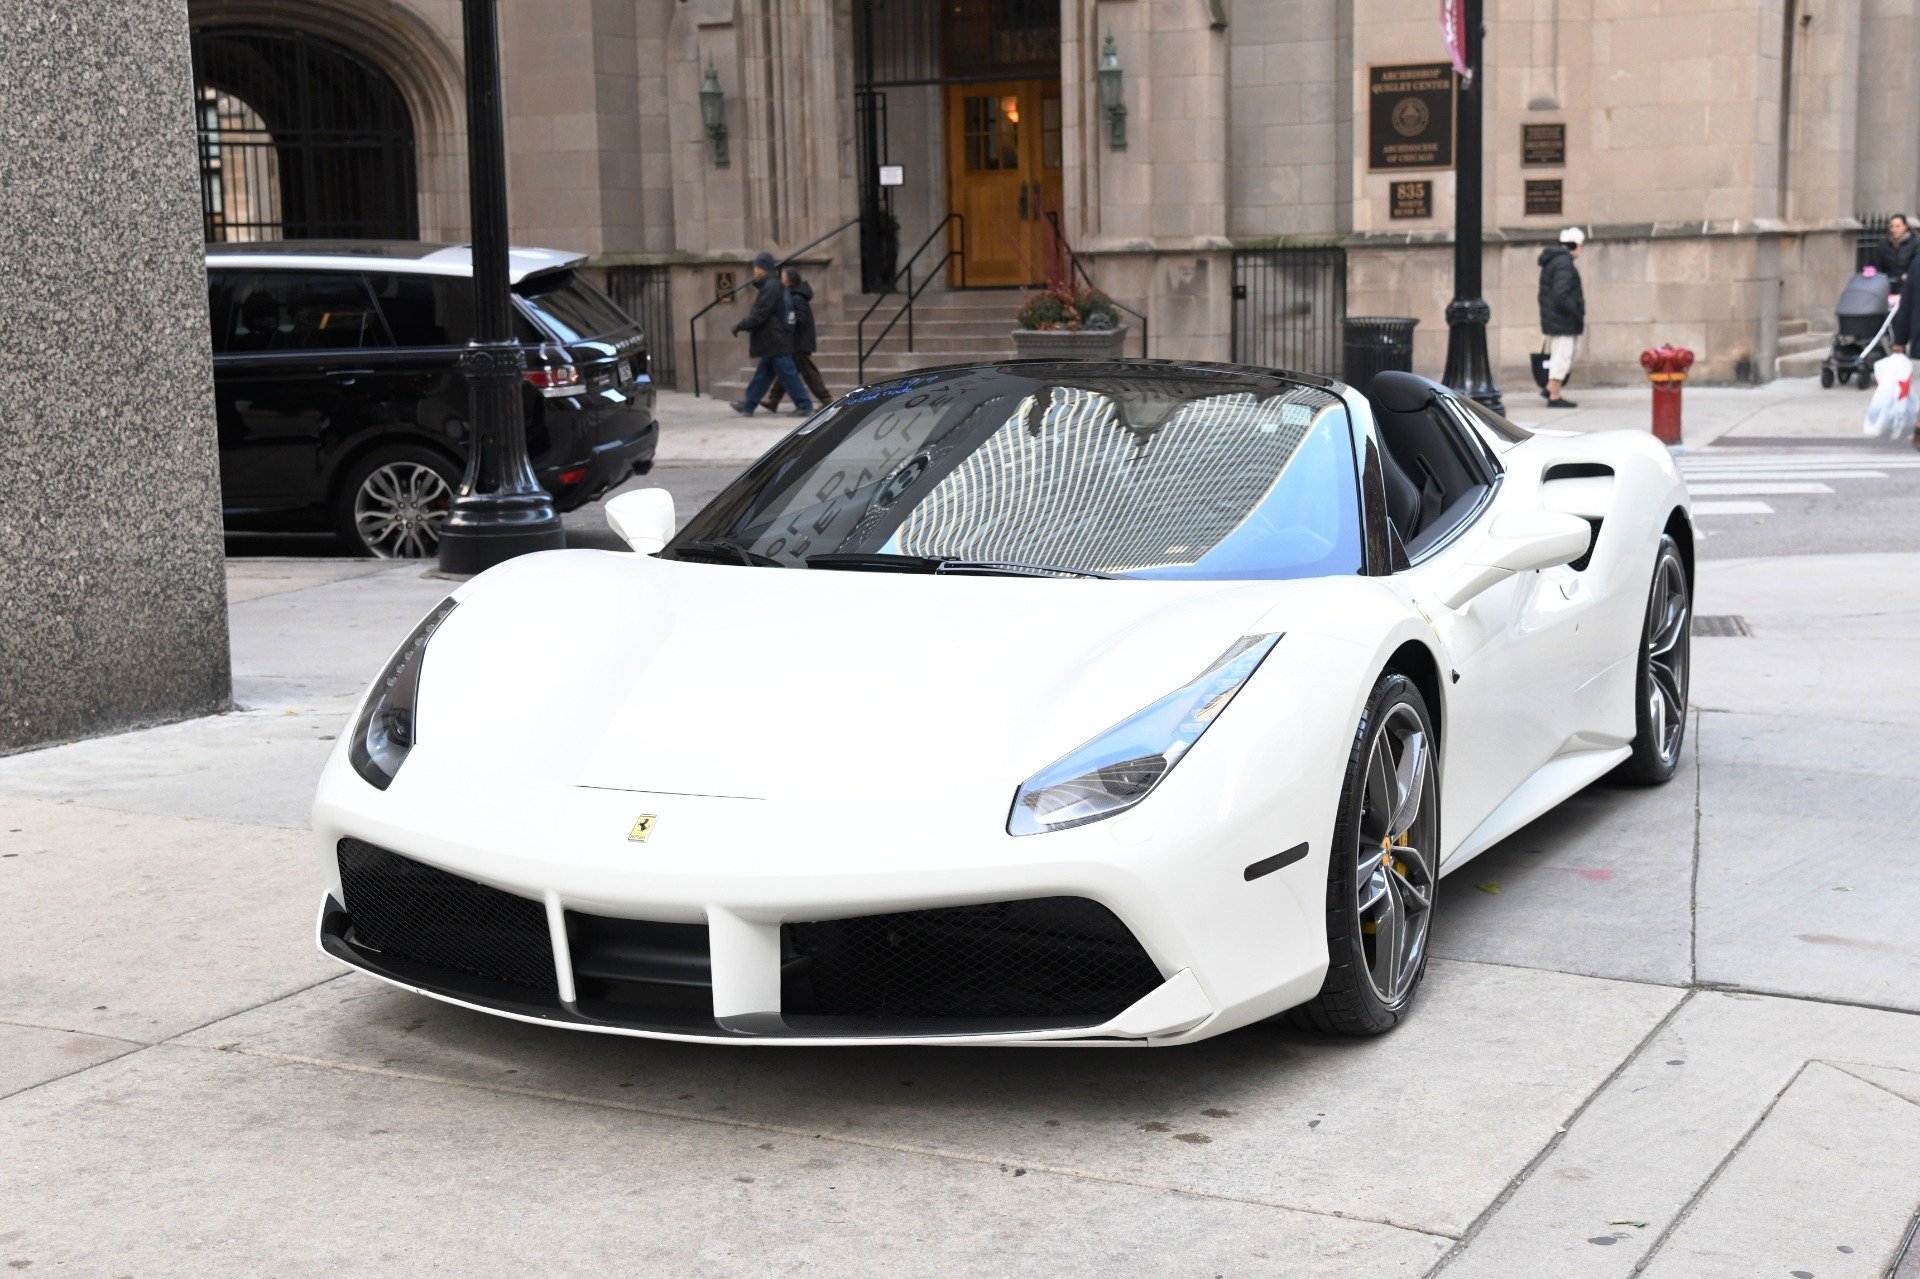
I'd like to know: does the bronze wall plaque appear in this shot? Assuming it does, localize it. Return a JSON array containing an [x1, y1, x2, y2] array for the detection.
[[1390, 179, 1433, 220], [1368, 63, 1456, 171], [1525, 179, 1564, 216], [715, 270, 736, 300], [1522, 122, 1566, 167]]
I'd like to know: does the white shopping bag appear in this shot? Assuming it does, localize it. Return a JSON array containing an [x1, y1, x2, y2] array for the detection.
[[1864, 353, 1918, 440]]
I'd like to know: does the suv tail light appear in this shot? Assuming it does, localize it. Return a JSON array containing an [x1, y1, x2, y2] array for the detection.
[[525, 364, 583, 397]]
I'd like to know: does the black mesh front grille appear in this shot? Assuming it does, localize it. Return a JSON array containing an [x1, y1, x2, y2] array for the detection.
[[785, 898, 1162, 1021], [337, 839, 557, 992]]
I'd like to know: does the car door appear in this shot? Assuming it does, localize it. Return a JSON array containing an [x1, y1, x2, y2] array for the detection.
[[213, 269, 393, 525], [1385, 396, 1595, 863]]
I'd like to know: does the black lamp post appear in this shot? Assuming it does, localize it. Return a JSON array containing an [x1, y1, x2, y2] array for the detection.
[[436, 0, 566, 576], [1440, 0, 1504, 414]]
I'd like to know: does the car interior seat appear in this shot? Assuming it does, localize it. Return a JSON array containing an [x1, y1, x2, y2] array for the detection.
[[232, 291, 282, 352], [1367, 371, 1494, 559]]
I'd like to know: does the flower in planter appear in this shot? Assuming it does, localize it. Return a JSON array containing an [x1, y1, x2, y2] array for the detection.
[[1016, 284, 1121, 332]]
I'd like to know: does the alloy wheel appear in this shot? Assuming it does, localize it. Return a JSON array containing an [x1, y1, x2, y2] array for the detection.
[[1645, 550, 1691, 767], [354, 461, 451, 559], [1355, 703, 1436, 1006]]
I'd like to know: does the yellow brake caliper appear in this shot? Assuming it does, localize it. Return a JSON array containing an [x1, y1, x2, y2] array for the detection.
[[1362, 834, 1412, 935]]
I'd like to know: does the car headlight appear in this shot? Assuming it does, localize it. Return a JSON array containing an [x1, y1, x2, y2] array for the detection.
[[1008, 633, 1283, 836], [348, 599, 459, 790]]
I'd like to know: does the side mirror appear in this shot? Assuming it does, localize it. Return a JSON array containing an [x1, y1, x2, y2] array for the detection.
[[1437, 510, 1592, 610], [604, 487, 676, 554]]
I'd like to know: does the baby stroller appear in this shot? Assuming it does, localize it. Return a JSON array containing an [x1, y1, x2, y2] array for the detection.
[[1823, 268, 1897, 388]]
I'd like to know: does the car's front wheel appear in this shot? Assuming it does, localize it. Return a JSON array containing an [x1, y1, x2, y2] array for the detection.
[[1617, 533, 1691, 784], [1296, 672, 1438, 1036], [335, 447, 459, 559]]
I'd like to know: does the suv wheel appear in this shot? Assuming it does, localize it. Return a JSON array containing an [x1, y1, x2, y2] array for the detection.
[[336, 447, 458, 559]]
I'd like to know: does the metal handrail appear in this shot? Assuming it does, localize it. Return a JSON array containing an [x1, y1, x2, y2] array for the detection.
[[688, 215, 861, 397], [856, 213, 966, 385], [1043, 211, 1149, 358]]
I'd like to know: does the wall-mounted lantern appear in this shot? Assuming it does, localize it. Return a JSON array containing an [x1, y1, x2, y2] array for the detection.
[[699, 56, 729, 168], [1097, 31, 1127, 150]]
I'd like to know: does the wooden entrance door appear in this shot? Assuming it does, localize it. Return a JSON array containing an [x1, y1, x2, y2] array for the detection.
[[944, 79, 1062, 287]]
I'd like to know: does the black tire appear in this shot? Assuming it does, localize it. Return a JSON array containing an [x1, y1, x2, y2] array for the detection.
[[1839, 367, 1853, 384], [333, 446, 460, 559], [1294, 672, 1439, 1036], [1617, 534, 1691, 784], [1820, 365, 1836, 388]]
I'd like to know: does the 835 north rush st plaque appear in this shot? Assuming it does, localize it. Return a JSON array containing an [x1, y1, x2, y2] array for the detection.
[[1391, 179, 1434, 220], [1368, 63, 1456, 171]]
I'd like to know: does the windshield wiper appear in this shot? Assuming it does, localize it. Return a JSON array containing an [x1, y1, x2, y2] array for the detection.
[[805, 552, 944, 572], [935, 559, 1120, 580], [672, 539, 785, 567], [806, 552, 1116, 578]]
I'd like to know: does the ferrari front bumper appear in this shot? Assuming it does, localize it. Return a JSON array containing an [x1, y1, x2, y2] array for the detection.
[[312, 700, 1345, 1047]]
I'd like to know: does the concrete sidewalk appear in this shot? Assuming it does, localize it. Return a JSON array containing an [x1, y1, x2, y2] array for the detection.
[[4, 535, 1920, 1272]]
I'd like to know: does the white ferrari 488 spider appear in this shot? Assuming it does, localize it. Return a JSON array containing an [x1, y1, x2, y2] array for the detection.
[[312, 362, 1691, 1047]]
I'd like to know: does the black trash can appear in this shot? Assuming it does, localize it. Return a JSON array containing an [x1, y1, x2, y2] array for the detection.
[[1342, 316, 1419, 391]]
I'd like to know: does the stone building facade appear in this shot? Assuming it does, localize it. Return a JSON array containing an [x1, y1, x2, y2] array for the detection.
[[186, 0, 1920, 388]]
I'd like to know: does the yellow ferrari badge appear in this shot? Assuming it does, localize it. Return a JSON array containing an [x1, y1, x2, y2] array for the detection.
[[627, 814, 657, 843]]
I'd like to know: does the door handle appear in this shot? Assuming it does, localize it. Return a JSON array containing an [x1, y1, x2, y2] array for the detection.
[[1019, 184, 1029, 220], [326, 369, 375, 385]]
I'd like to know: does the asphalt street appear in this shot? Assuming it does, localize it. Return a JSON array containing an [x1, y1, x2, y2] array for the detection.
[[8, 380, 1920, 1276]]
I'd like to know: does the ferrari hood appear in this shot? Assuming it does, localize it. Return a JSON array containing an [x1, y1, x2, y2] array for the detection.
[[411, 552, 1372, 807]]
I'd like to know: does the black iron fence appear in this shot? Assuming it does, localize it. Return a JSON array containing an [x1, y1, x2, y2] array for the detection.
[[1231, 247, 1348, 379], [604, 266, 677, 390]]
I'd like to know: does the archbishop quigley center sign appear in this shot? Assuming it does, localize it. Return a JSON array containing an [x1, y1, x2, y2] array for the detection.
[[1368, 62, 1456, 171]]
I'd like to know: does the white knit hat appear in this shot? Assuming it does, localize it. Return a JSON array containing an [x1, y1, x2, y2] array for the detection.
[[1559, 226, 1587, 246]]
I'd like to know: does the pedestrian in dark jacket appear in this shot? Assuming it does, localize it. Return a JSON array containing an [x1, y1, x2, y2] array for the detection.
[[730, 251, 812, 416], [761, 268, 829, 411], [1537, 227, 1586, 408], [1877, 214, 1917, 290]]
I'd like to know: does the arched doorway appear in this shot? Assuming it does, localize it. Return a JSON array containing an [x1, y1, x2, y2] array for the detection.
[[191, 26, 418, 241]]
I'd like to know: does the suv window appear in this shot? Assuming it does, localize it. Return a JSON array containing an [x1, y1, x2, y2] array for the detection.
[[366, 273, 475, 347], [515, 270, 634, 343], [222, 271, 391, 353]]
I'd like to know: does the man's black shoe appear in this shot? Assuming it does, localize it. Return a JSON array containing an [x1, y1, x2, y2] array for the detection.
[[1546, 397, 1579, 409]]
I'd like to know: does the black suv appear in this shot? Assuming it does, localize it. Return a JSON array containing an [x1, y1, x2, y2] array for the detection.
[[206, 241, 658, 557]]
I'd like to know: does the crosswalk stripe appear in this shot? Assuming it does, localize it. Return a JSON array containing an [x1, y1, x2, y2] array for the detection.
[[1681, 462, 1889, 472], [1674, 453, 1912, 462], [1691, 500, 1774, 516], [1677, 456, 1920, 468], [1686, 482, 1833, 495], [1683, 470, 1887, 482]]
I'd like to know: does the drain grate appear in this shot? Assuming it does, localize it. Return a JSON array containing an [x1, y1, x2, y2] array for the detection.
[[1692, 615, 1751, 638]]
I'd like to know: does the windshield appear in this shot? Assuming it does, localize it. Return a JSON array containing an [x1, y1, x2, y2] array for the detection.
[[668, 363, 1364, 581]]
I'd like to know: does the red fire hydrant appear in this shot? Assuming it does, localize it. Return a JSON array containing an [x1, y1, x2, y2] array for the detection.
[[1640, 345, 1695, 445]]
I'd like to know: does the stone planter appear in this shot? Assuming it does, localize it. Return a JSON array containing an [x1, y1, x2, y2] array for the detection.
[[1010, 326, 1129, 360]]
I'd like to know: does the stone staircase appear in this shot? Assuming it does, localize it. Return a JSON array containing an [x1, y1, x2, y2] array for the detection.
[[708, 288, 1024, 406], [1774, 317, 1835, 379]]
